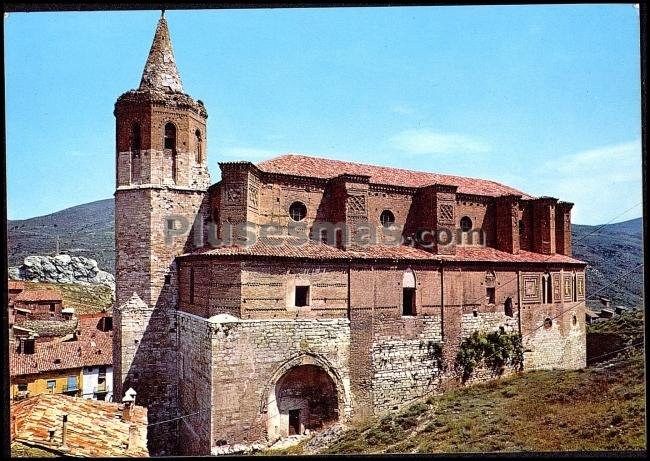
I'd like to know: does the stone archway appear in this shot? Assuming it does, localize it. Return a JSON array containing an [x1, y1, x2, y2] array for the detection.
[[263, 354, 347, 442]]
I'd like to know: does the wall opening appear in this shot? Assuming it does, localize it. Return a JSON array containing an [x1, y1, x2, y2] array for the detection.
[[164, 122, 177, 183], [486, 287, 496, 305], [270, 364, 339, 440], [504, 297, 513, 317], [541, 273, 552, 304], [130, 122, 142, 183], [295, 286, 310, 307], [402, 269, 416, 316], [195, 129, 203, 163]]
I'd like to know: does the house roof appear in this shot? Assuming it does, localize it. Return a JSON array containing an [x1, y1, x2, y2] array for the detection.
[[14, 318, 79, 339], [256, 153, 535, 198], [14, 289, 62, 303], [10, 316, 112, 376], [185, 239, 585, 265], [9, 280, 26, 291], [11, 393, 148, 457]]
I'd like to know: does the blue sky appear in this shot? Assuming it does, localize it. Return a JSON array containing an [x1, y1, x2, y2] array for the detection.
[[4, 5, 642, 224]]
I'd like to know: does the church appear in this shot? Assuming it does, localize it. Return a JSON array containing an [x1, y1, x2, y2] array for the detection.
[[112, 15, 587, 455]]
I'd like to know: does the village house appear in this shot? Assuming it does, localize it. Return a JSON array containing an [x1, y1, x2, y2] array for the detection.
[[10, 392, 148, 457], [112, 15, 587, 455], [10, 314, 114, 402]]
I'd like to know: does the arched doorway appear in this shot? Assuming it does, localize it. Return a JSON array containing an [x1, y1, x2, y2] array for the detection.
[[267, 363, 340, 441]]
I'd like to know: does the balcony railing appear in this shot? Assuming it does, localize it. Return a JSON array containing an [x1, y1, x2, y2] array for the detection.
[[62, 383, 79, 393]]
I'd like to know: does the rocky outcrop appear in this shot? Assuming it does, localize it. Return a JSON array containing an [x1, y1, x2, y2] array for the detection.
[[9, 255, 115, 291]]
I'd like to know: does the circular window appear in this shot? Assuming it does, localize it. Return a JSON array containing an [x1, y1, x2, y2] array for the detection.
[[572, 315, 578, 326], [380, 210, 396, 228], [289, 201, 307, 222], [543, 317, 553, 329], [460, 216, 473, 232]]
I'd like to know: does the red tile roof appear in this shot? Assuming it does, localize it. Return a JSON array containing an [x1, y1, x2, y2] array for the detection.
[[256, 154, 534, 198], [14, 289, 62, 303], [11, 393, 148, 457], [9, 280, 26, 291], [185, 239, 584, 265], [10, 316, 113, 376]]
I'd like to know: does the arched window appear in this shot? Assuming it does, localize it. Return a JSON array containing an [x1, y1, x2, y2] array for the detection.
[[289, 201, 307, 222], [164, 122, 176, 150], [572, 271, 577, 302], [380, 210, 395, 228], [164, 122, 177, 183], [131, 123, 141, 152], [402, 269, 416, 316], [130, 123, 141, 183], [541, 272, 552, 304], [195, 129, 203, 164], [460, 216, 472, 232], [504, 297, 513, 317]]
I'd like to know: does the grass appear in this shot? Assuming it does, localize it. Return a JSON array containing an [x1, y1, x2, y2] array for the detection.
[[266, 311, 646, 455], [24, 281, 113, 315]]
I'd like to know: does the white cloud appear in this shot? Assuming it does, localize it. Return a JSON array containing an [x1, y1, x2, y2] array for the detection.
[[540, 139, 642, 224], [389, 129, 490, 155]]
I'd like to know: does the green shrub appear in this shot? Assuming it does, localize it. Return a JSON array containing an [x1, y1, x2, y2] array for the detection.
[[455, 330, 524, 382]]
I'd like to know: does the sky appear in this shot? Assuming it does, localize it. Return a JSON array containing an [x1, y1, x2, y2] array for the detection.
[[4, 5, 642, 224]]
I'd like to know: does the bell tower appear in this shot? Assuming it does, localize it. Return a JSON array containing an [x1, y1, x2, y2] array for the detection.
[[112, 14, 210, 455]]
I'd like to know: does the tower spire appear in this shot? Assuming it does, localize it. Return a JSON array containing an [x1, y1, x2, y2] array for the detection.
[[138, 15, 183, 93]]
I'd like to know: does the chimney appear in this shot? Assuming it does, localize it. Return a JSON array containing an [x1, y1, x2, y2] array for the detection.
[[122, 388, 137, 421], [61, 413, 68, 448]]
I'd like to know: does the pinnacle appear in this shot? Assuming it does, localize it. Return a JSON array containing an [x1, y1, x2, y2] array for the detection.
[[138, 16, 184, 93]]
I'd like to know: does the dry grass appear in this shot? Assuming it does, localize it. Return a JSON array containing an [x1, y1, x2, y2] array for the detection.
[[24, 281, 113, 315]]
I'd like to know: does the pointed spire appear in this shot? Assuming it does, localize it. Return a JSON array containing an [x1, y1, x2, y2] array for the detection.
[[138, 15, 183, 93]]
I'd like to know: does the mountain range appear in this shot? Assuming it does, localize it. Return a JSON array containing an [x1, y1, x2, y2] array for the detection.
[[7, 199, 644, 307]]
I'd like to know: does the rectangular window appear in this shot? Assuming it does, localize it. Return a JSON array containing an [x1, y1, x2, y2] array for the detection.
[[49, 304, 56, 312], [402, 288, 415, 316], [190, 267, 195, 304], [295, 286, 310, 307], [47, 380, 56, 391], [67, 376, 78, 391], [486, 287, 496, 305]]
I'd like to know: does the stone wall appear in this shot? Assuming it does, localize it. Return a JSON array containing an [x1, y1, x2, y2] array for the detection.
[[177, 311, 214, 455], [209, 317, 351, 446], [371, 316, 443, 411]]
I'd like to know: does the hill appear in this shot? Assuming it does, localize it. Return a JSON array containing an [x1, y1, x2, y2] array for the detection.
[[7, 200, 644, 307], [572, 217, 644, 308], [267, 309, 645, 455], [7, 199, 115, 273]]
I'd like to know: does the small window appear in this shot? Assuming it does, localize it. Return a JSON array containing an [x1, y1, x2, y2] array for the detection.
[[47, 380, 56, 390], [195, 129, 203, 163], [572, 315, 578, 326], [504, 297, 513, 317], [295, 286, 310, 307], [543, 317, 553, 329], [164, 273, 171, 285], [460, 216, 472, 232], [164, 122, 176, 150], [49, 304, 56, 312], [167, 219, 177, 230], [18, 383, 27, 392], [486, 287, 495, 305], [289, 201, 307, 222], [131, 122, 141, 152], [380, 210, 395, 228], [402, 287, 416, 316]]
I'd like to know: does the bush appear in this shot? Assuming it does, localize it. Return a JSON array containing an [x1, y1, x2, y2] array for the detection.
[[455, 331, 524, 382]]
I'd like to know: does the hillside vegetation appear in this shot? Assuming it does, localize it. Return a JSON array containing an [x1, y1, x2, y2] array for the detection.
[[268, 310, 645, 455], [23, 281, 113, 315]]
